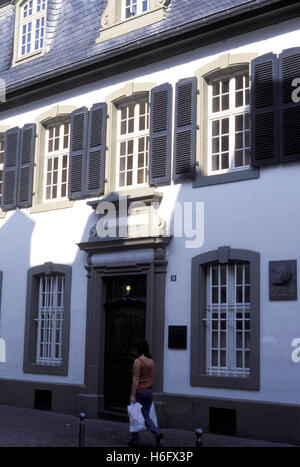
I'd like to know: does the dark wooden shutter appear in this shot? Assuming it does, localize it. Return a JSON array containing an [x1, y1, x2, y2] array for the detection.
[[18, 123, 36, 208], [251, 53, 279, 166], [85, 103, 107, 197], [1, 127, 21, 211], [149, 83, 172, 186], [279, 48, 300, 163], [68, 107, 89, 200], [174, 77, 197, 182]]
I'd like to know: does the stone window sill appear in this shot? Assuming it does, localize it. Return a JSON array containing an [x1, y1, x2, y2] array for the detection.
[[193, 167, 259, 188], [30, 199, 74, 214], [12, 49, 44, 67]]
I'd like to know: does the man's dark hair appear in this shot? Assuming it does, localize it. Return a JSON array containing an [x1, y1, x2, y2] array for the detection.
[[131, 340, 152, 358]]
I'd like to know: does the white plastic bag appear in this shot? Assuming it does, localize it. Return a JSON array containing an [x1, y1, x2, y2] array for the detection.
[[127, 402, 146, 432], [149, 402, 158, 427]]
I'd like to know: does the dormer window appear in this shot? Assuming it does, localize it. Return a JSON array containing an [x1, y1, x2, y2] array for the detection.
[[124, 0, 150, 19], [13, 0, 47, 65], [20, 0, 46, 56]]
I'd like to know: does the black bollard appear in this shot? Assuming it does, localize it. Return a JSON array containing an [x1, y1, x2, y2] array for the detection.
[[195, 428, 203, 448], [78, 412, 86, 447]]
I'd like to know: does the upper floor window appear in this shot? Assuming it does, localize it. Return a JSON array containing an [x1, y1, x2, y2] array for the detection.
[[208, 71, 250, 174], [44, 121, 70, 202], [117, 98, 149, 189], [124, 0, 150, 18], [0, 135, 4, 204], [193, 53, 259, 189]]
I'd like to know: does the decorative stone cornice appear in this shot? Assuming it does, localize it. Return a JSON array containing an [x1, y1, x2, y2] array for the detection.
[[78, 236, 172, 255]]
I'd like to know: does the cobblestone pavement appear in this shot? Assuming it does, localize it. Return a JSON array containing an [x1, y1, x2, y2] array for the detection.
[[0, 405, 297, 447]]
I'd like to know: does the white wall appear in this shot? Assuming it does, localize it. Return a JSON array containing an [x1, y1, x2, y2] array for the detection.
[[0, 17, 300, 404]]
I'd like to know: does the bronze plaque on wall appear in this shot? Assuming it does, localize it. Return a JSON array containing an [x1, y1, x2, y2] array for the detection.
[[269, 260, 297, 301]]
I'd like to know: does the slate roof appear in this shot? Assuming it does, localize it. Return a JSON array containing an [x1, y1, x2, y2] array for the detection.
[[0, 0, 293, 93]]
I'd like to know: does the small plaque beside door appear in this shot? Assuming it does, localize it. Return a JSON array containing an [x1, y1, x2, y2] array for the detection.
[[168, 326, 187, 350], [269, 260, 297, 301]]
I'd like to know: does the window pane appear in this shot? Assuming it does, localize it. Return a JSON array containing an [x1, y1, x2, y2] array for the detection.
[[139, 116, 145, 131], [212, 138, 219, 154], [221, 118, 229, 134], [120, 141, 126, 156], [212, 81, 220, 96], [211, 155, 219, 171], [220, 266, 226, 285], [212, 267, 218, 285], [127, 171, 133, 186], [245, 149, 250, 165], [235, 132, 243, 149], [212, 120, 219, 137], [121, 121, 127, 135], [221, 153, 229, 169], [220, 350, 226, 367], [222, 79, 229, 93], [127, 155, 133, 170], [128, 139, 133, 154], [139, 101, 146, 114], [138, 137, 145, 152], [222, 94, 229, 110], [235, 115, 243, 132], [128, 119, 134, 133], [212, 351, 218, 366], [221, 136, 229, 152], [235, 75, 244, 90], [235, 150, 243, 167], [128, 104, 134, 118], [235, 91, 243, 107], [138, 154, 144, 168], [120, 157, 126, 172], [212, 97, 220, 113], [212, 287, 218, 303], [221, 287, 227, 303], [137, 169, 144, 184], [119, 172, 125, 187]]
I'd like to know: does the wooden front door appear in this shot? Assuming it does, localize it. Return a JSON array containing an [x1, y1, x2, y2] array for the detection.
[[104, 276, 146, 412]]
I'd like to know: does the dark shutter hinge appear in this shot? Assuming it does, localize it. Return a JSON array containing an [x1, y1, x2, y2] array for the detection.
[[197, 89, 200, 95], [104, 178, 108, 184]]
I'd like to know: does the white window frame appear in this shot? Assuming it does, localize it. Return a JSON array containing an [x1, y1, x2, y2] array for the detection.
[[35, 275, 64, 367], [208, 70, 250, 175], [17, 0, 47, 61], [123, 0, 150, 19], [116, 97, 149, 190], [204, 263, 251, 378], [0, 136, 4, 204], [43, 121, 70, 203]]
